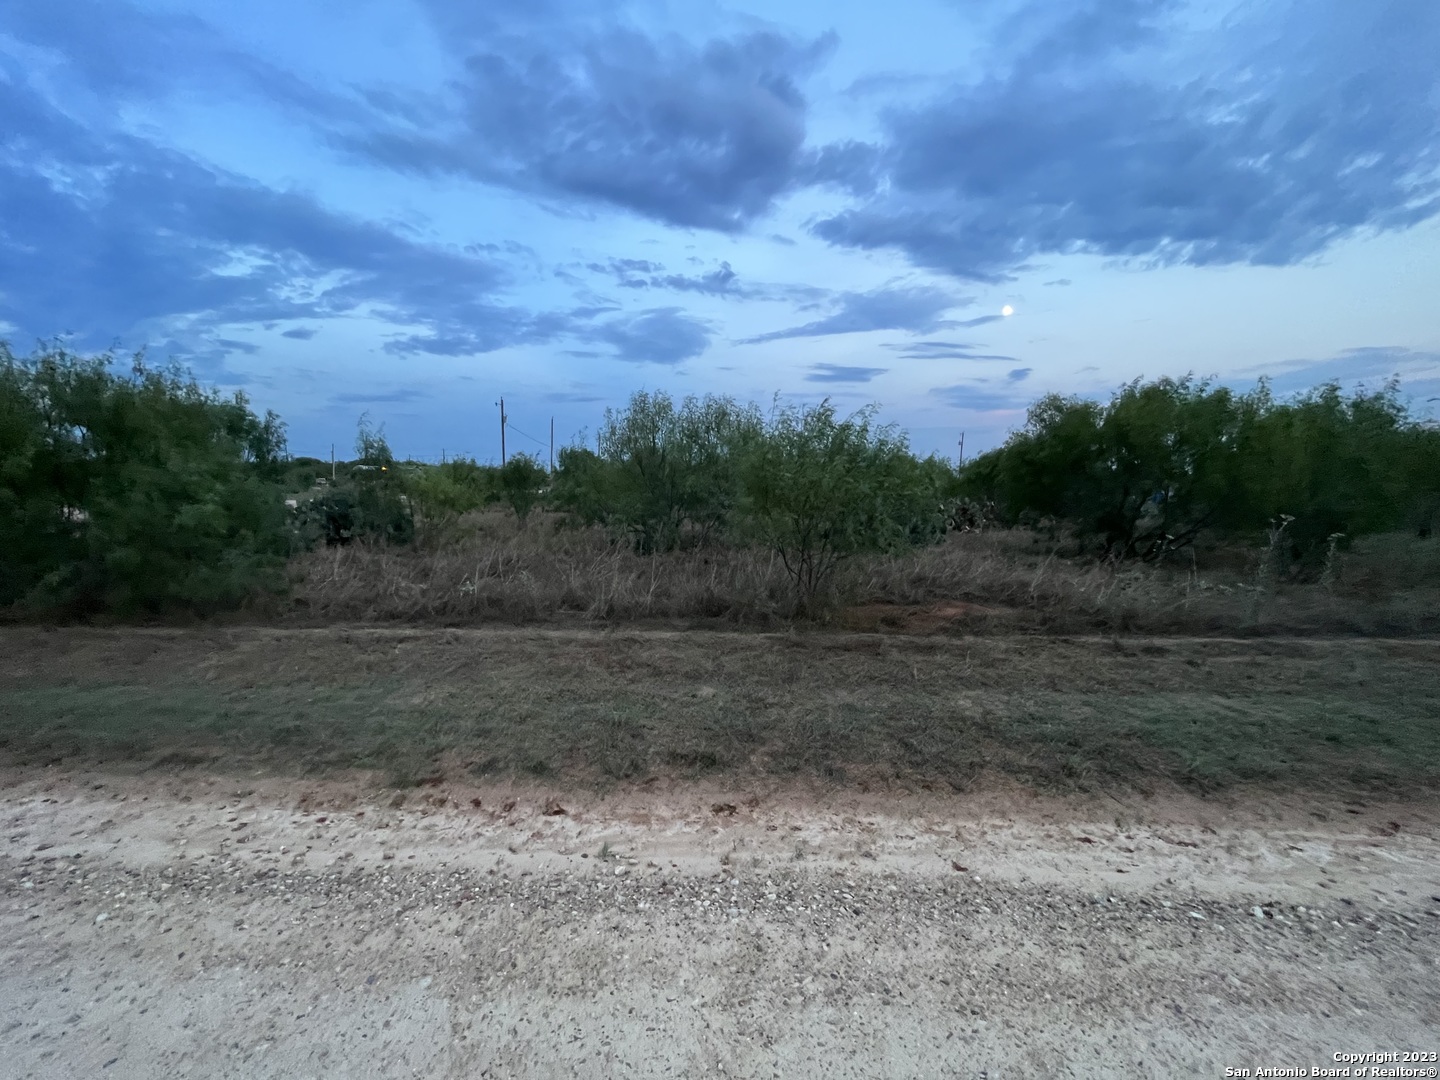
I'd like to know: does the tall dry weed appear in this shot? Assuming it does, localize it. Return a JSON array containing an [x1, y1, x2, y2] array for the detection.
[[284, 510, 1440, 635]]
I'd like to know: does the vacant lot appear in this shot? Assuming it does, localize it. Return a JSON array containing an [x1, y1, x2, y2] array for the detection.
[[2, 627, 1437, 797], [4, 627, 1438, 1077]]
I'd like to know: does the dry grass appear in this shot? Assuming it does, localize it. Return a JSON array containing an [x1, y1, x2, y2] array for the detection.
[[279, 510, 1440, 636], [286, 511, 797, 625]]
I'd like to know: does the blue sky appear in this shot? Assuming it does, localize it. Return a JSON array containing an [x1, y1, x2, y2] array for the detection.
[[2, 0, 1438, 463]]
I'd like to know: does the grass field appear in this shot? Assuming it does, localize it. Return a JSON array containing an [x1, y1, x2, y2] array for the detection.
[[3, 627, 1436, 798]]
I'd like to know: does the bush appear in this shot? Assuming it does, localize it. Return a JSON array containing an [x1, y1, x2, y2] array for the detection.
[[293, 419, 413, 548], [0, 340, 290, 615], [498, 453, 548, 521], [550, 446, 619, 530], [406, 457, 499, 542], [739, 400, 945, 614], [588, 391, 763, 553]]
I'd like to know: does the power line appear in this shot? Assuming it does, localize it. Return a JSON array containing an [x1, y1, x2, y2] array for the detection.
[[505, 422, 549, 450]]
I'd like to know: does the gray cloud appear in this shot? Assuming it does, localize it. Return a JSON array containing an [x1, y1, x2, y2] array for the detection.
[[588, 307, 712, 365], [738, 285, 966, 344], [331, 388, 429, 405], [281, 327, 319, 340], [805, 364, 888, 384], [928, 384, 1031, 411], [813, 1, 1440, 281], [884, 341, 1018, 362], [580, 258, 830, 305], [338, 26, 838, 232], [1242, 345, 1440, 398], [0, 75, 586, 369]]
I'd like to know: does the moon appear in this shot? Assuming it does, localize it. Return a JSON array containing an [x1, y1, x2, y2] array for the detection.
[[1001, 304, 1015, 317]]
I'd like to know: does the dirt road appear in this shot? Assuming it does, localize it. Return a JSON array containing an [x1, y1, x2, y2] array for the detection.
[[3, 770, 1438, 1078]]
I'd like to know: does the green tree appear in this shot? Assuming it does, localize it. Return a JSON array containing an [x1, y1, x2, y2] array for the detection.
[[0, 340, 290, 615], [592, 391, 762, 552], [406, 457, 499, 542], [739, 400, 944, 615], [497, 452, 548, 521], [294, 418, 414, 547], [550, 445, 619, 529], [962, 374, 1440, 564]]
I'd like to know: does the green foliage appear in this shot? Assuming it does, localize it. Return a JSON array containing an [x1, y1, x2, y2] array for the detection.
[[962, 375, 1440, 565], [282, 457, 325, 492], [586, 391, 763, 553], [405, 457, 499, 540], [550, 445, 619, 529], [498, 452, 549, 520], [0, 340, 289, 615], [292, 418, 413, 547], [1229, 380, 1439, 556], [739, 400, 945, 614]]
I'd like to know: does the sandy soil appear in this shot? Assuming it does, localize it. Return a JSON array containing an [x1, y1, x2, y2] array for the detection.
[[3, 769, 1438, 1079]]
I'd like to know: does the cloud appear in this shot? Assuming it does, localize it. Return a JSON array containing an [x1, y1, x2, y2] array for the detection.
[[1242, 345, 1440, 398], [884, 341, 1018, 362], [812, 1, 1440, 280], [281, 327, 319, 340], [805, 363, 887, 384], [338, 26, 838, 232], [214, 337, 260, 354], [580, 257, 830, 305], [331, 388, 429, 405], [738, 285, 966, 344], [586, 258, 664, 278], [0, 77, 585, 364], [1043, 278, 1072, 287], [795, 140, 881, 196], [589, 259, 740, 296], [928, 384, 1031, 412], [1007, 367, 1033, 382], [656, 263, 740, 296], [588, 307, 712, 365], [842, 72, 938, 100], [994, 0, 1180, 71], [0, 0, 374, 134]]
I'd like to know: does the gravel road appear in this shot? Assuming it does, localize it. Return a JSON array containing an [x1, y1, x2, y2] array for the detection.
[[3, 770, 1438, 1078]]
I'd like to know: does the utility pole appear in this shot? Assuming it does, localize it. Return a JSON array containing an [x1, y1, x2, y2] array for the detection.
[[497, 398, 507, 465], [330, 443, 335, 481], [550, 417, 554, 475], [958, 431, 965, 467]]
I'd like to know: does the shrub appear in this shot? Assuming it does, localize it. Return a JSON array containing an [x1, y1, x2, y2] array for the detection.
[[406, 457, 499, 542], [738, 400, 945, 615], [293, 419, 413, 548], [498, 453, 548, 521], [0, 340, 289, 615], [589, 391, 763, 553]]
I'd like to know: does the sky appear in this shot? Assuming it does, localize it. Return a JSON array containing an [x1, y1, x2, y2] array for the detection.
[[2, 0, 1438, 464]]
